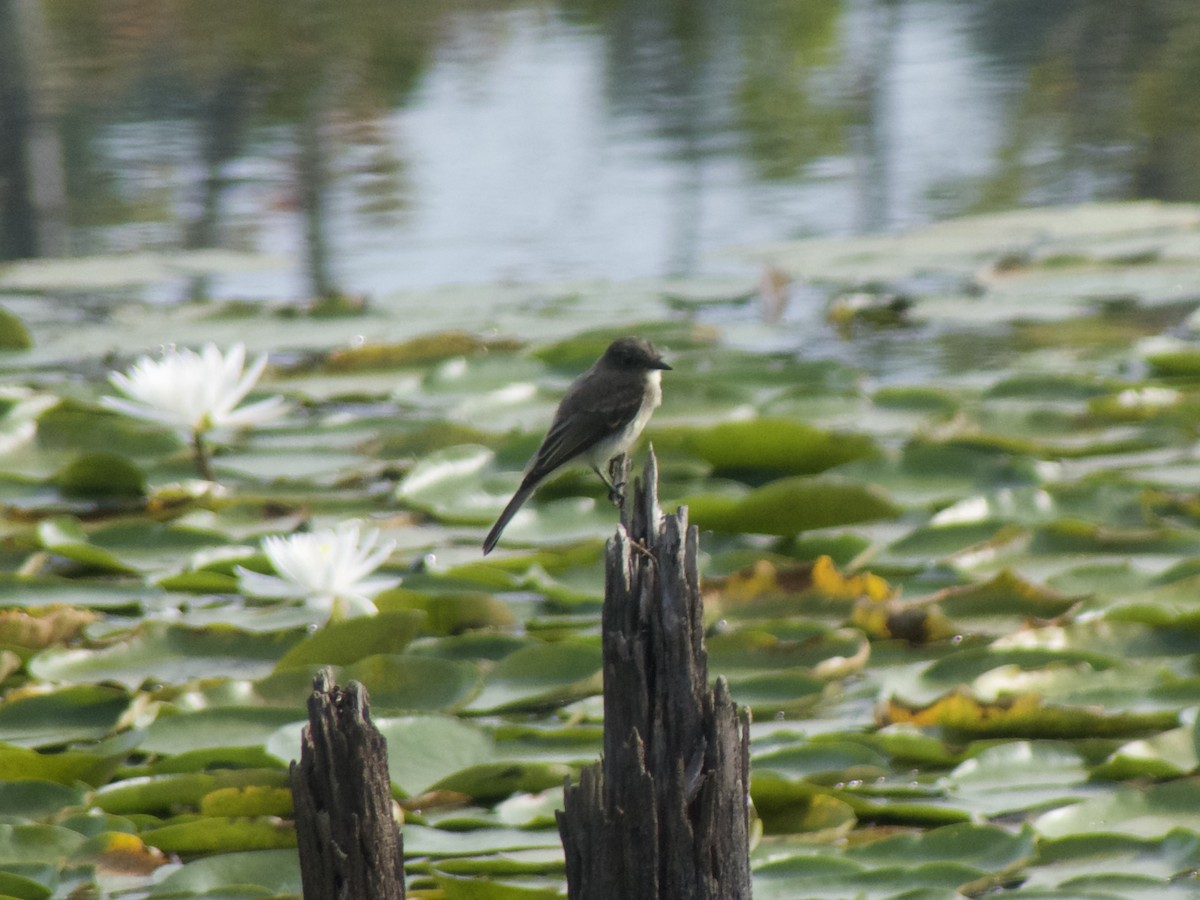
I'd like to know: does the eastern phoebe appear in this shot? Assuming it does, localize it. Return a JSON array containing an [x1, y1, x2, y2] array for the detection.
[[482, 337, 671, 555]]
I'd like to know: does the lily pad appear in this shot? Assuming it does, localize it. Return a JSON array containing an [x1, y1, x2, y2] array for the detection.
[[55, 452, 146, 499], [30, 622, 300, 688], [147, 848, 300, 897], [273, 610, 425, 669], [1036, 781, 1200, 839], [686, 476, 899, 536], [376, 715, 496, 798], [465, 640, 602, 714], [0, 685, 130, 748], [656, 419, 877, 476], [340, 653, 482, 712]]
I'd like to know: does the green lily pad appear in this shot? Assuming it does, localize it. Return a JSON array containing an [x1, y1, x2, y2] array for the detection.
[[754, 740, 889, 781], [93, 769, 290, 815], [376, 590, 515, 635], [465, 640, 602, 714], [1036, 781, 1200, 839], [0, 305, 32, 349], [29, 622, 300, 687], [845, 822, 1037, 870], [340, 653, 482, 712], [940, 742, 1091, 817], [376, 715, 496, 797], [55, 452, 146, 499], [430, 761, 573, 802], [0, 684, 130, 748], [0, 576, 161, 611], [37, 402, 181, 456], [0, 741, 127, 787], [686, 476, 899, 536], [273, 610, 425, 669], [141, 815, 296, 854], [35, 516, 139, 575], [1093, 728, 1200, 780], [435, 872, 566, 899], [749, 774, 858, 835], [397, 444, 496, 524], [656, 419, 878, 476], [147, 848, 300, 897], [0, 870, 51, 900], [142, 708, 303, 756], [0, 823, 87, 865], [0, 780, 87, 821]]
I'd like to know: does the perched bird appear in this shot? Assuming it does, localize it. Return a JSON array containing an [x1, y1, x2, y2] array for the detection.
[[482, 337, 671, 555]]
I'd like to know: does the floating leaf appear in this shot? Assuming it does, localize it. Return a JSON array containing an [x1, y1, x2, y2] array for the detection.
[[340, 653, 482, 712], [940, 741, 1091, 817], [430, 761, 573, 803], [0, 685, 130, 748], [465, 641, 602, 714], [142, 709, 303, 757], [748, 773, 857, 835], [845, 822, 1036, 870], [396, 444, 496, 524], [0, 779, 87, 821], [141, 816, 295, 854], [1036, 781, 1200, 839], [707, 556, 892, 612], [686, 477, 899, 536], [0, 823, 87, 865], [1093, 728, 1199, 780], [920, 647, 1121, 688], [1146, 350, 1200, 378], [35, 516, 139, 575], [93, 770, 290, 816], [55, 452, 146, 499], [376, 590, 514, 635], [883, 691, 1177, 740], [0, 305, 32, 349], [0, 870, 51, 900], [0, 605, 98, 656], [1033, 518, 1200, 555], [0, 577, 160, 611], [754, 740, 889, 781], [30, 622, 300, 688], [375, 715, 495, 797], [0, 741, 127, 787], [146, 848, 300, 897], [656, 419, 877, 476], [928, 570, 1082, 620], [273, 610, 425, 670], [323, 332, 515, 371], [37, 402, 180, 457], [78, 830, 167, 878], [199, 785, 293, 818]]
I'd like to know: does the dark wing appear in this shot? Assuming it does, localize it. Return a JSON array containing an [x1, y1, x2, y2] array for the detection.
[[525, 370, 645, 481]]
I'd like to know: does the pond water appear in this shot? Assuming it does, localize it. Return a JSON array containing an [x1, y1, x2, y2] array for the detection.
[[1, 0, 1197, 304]]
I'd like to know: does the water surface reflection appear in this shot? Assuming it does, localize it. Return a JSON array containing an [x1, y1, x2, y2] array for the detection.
[[1, 0, 1198, 302]]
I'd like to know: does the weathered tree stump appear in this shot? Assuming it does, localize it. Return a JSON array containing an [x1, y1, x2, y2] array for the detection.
[[557, 450, 753, 899], [291, 669, 405, 900]]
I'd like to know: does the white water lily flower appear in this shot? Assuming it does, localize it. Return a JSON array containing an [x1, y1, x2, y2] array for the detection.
[[236, 522, 400, 620], [101, 343, 286, 437]]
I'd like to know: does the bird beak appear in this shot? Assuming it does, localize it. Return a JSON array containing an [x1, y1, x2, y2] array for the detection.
[[654, 360, 672, 371]]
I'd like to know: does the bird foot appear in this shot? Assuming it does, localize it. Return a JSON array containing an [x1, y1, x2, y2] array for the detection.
[[608, 479, 626, 506]]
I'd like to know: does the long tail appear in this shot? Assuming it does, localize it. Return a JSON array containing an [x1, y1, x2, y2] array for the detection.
[[482, 480, 538, 555]]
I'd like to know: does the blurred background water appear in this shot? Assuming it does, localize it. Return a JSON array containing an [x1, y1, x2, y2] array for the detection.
[[1, 0, 1198, 303]]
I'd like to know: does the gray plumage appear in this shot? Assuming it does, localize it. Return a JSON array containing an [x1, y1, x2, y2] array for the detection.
[[482, 337, 670, 555]]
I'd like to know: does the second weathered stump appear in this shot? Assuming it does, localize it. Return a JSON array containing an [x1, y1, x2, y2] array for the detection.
[[291, 669, 405, 900], [557, 450, 752, 899]]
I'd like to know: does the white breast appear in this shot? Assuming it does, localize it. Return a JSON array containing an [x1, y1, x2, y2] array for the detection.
[[587, 370, 662, 467]]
